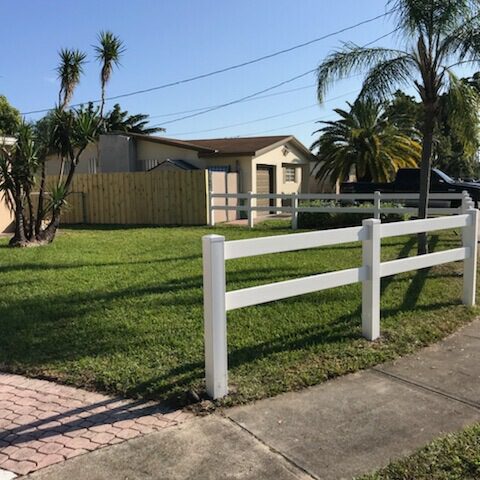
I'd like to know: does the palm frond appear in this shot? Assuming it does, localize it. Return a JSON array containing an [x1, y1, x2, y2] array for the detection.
[[359, 55, 416, 102], [440, 14, 480, 66], [445, 70, 480, 156], [388, 0, 479, 38], [94, 31, 125, 86], [312, 98, 420, 185], [56, 48, 87, 109], [317, 44, 409, 102]]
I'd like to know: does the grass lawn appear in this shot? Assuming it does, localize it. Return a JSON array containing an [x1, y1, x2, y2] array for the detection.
[[0, 221, 477, 406], [359, 423, 480, 479]]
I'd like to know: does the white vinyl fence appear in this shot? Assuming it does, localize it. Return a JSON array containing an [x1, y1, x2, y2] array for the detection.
[[202, 206, 478, 399], [209, 191, 472, 229]]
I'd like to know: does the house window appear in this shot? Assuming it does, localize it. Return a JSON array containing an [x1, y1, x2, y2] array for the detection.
[[284, 166, 297, 183]]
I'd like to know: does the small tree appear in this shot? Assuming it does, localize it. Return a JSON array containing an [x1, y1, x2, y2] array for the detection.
[[0, 108, 98, 246], [0, 95, 21, 136]]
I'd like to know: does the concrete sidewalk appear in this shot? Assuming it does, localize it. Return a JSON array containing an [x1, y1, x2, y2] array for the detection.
[[28, 320, 480, 480]]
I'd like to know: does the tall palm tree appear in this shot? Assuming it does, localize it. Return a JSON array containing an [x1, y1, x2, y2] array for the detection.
[[94, 31, 125, 118], [312, 99, 420, 185], [56, 49, 87, 110], [55, 48, 87, 184], [317, 0, 480, 253]]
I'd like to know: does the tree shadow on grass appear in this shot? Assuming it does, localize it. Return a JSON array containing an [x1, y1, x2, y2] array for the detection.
[[0, 232, 463, 406], [0, 254, 202, 274]]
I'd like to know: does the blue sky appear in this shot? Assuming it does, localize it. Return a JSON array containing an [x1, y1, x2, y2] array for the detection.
[[1, 1, 475, 147]]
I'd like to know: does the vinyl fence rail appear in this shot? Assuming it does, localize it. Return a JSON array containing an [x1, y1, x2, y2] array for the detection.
[[209, 191, 472, 229], [202, 206, 479, 399]]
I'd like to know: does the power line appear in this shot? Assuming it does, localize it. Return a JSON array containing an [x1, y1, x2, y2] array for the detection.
[[148, 83, 317, 119], [168, 89, 359, 136], [20, 9, 392, 116], [158, 69, 317, 126], [242, 111, 344, 137], [157, 29, 397, 127]]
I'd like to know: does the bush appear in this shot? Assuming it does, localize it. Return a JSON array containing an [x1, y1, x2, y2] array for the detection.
[[297, 200, 410, 229]]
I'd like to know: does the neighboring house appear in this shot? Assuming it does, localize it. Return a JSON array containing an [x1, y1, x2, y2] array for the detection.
[[46, 133, 318, 196], [0, 196, 13, 234], [0, 136, 15, 233], [0, 135, 16, 148]]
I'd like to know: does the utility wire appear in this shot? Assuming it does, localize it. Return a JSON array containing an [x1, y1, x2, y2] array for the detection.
[[148, 83, 317, 119], [168, 89, 359, 136], [20, 10, 392, 116], [157, 29, 398, 127], [158, 70, 317, 126], [242, 111, 345, 137]]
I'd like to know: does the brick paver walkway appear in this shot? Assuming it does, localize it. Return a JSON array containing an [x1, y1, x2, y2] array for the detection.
[[0, 373, 191, 477]]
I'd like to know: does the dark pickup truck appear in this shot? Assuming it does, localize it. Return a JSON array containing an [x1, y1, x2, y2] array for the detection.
[[341, 168, 480, 207]]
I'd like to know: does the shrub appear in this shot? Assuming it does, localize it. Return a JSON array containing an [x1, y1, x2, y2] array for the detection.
[[297, 200, 410, 229]]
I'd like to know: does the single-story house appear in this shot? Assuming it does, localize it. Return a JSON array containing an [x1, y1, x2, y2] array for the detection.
[[46, 133, 319, 197], [0, 136, 16, 232]]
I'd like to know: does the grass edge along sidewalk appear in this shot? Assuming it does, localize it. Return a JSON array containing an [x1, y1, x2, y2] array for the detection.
[[358, 423, 480, 480], [0, 222, 478, 407]]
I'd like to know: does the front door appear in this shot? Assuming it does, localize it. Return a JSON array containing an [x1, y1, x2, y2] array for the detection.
[[256, 165, 275, 212]]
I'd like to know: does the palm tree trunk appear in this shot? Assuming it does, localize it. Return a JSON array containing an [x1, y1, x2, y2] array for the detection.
[[38, 158, 77, 244], [417, 102, 436, 255], [99, 84, 105, 119], [9, 187, 27, 247], [25, 186, 34, 241], [35, 161, 46, 237]]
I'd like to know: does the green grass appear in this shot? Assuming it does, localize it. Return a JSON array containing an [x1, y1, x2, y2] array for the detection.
[[359, 423, 480, 479], [0, 221, 477, 406]]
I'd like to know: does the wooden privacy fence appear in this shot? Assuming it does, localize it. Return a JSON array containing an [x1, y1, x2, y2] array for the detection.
[[47, 171, 209, 226], [202, 206, 479, 399]]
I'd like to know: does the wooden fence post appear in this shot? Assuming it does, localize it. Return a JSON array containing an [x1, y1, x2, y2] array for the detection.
[[463, 207, 478, 307], [203, 235, 228, 399], [362, 218, 381, 340]]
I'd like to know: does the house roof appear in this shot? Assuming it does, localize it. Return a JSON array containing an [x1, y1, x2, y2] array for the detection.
[[110, 132, 314, 159], [190, 135, 315, 159], [188, 136, 291, 155], [150, 159, 199, 171], [111, 132, 216, 153]]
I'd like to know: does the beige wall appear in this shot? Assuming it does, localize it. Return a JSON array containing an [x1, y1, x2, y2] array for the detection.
[[45, 143, 99, 176], [210, 171, 238, 223], [0, 197, 14, 233], [252, 143, 310, 196], [136, 140, 202, 171]]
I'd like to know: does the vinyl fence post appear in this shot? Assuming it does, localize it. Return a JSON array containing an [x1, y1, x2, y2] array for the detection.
[[208, 191, 215, 227], [247, 191, 254, 228], [463, 208, 478, 307], [203, 235, 228, 399], [291, 192, 299, 230], [461, 191, 470, 214], [373, 191, 381, 220], [362, 218, 381, 340]]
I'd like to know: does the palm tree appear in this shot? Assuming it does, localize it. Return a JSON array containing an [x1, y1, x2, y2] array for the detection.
[[316, 0, 480, 254], [104, 103, 164, 134], [56, 48, 87, 185], [56, 49, 87, 110], [94, 31, 125, 118], [312, 99, 420, 185]]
